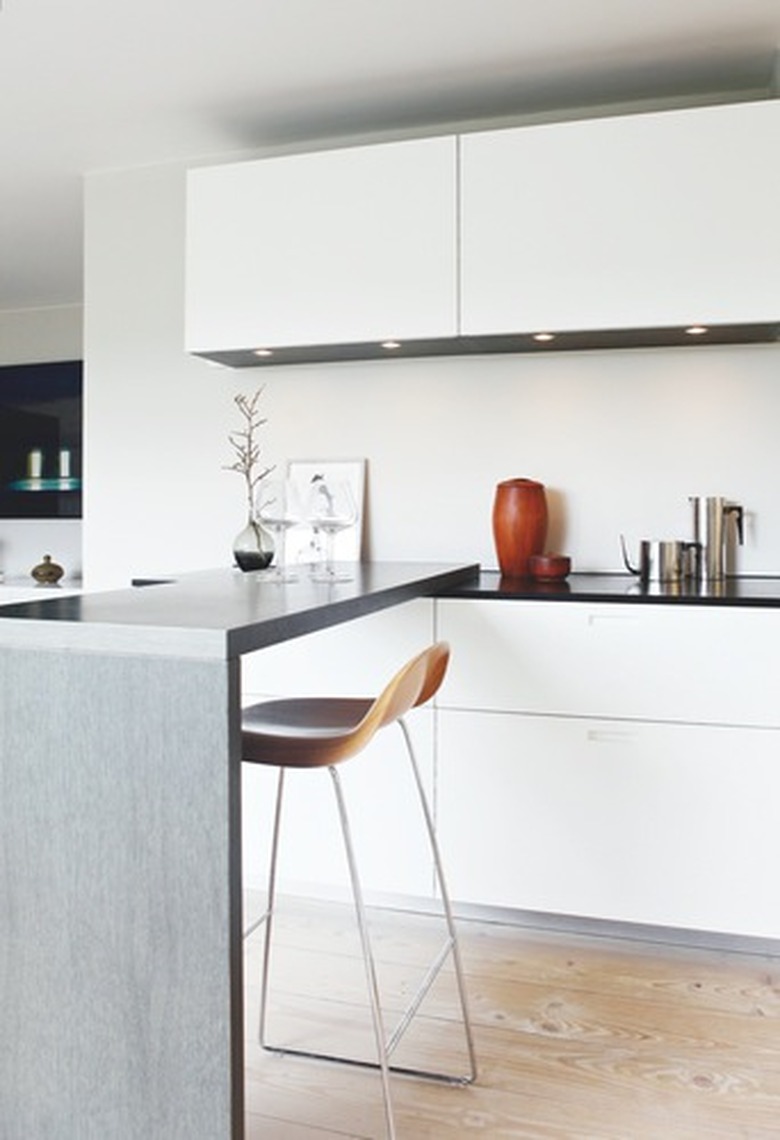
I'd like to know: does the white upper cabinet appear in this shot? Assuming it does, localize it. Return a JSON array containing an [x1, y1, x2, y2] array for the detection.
[[186, 100, 778, 361], [459, 100, 780, 335], [185, 136, 458, 354]]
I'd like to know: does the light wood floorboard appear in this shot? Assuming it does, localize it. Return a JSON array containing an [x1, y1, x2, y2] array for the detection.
[[243, 898, 780, 1139]]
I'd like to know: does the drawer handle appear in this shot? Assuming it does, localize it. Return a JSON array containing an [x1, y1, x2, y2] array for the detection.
[[586, 729, 636, 744]]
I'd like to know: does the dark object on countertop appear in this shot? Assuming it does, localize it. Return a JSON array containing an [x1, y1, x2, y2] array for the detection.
[[492, 478, 548, 577], [31, 554, 64, 584], [528, 553, 571, 581], [233, 517, 274, 571]]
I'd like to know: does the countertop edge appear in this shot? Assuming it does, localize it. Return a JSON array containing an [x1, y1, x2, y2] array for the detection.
[[0, 562, 481, 659], [226, 562, 481, 655], [440, 570, 780, 607]]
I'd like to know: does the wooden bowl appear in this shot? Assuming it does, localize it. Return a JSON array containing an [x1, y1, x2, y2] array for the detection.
[[528, 553, 571, 581]]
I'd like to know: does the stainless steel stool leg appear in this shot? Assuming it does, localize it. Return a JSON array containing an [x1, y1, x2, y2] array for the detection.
[[258, 767, 285, 1048], [253, 764, 396, 1139], [397, 718, 478, 1084], [251, 723, 476, 1137], [330, 765, 397, 1140]]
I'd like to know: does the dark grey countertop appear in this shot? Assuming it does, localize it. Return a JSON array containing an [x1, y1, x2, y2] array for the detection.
[[4, 564, 776, 663], [443, 569, 780, 607], [0, 561, 480, 658]]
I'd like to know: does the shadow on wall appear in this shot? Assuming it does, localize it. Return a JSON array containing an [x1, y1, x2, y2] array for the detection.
[[545, 486, 567, 554]]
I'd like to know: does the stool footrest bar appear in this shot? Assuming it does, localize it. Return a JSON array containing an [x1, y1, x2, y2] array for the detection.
[[385, 936, 456, 1057], [261, 1042, 475, 1087]]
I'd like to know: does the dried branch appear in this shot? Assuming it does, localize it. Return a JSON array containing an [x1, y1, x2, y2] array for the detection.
[[223, 387, 274, 517]]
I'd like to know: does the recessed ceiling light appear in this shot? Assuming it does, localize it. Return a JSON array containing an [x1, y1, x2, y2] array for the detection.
[[252, 347, 273, 357], [685, 325, 708, 336], [532, 332, 555, 342], [381, 340, 402, 350]]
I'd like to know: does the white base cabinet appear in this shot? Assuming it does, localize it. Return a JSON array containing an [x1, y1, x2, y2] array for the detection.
[[436, 598, 780, 939], [438, 709, 780, 938]]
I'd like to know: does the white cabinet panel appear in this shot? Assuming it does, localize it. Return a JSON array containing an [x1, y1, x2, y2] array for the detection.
[[460, 100, 780, 334], [438, 709, 780, 938], [241, 599, 434, 698], [437, 598, 780, 728], [186, 136, 457, 353]]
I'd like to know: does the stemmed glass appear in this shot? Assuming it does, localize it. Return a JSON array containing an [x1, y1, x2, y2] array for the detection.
[[256, 478, 303, 582], [306, 475, 357, 582]]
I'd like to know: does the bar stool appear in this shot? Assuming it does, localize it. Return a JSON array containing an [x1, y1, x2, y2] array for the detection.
[[241, 641, 477, 1139]]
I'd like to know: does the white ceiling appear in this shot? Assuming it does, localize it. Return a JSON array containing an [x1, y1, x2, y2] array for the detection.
[[1, 0, 779, 313]]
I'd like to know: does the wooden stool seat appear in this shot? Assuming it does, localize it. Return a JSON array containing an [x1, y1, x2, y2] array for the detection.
[[241, 697, 375, 762]]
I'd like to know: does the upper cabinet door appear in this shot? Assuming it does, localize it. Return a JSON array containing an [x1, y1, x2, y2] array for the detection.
[[459, 100, 780, 335], [185, 136, 457, 354]]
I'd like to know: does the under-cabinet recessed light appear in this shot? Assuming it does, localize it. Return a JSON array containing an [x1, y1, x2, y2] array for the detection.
[[685, 325, 708, 336], [253, 347, 273, 357], [380, 340, 402, 350], [532, 332, 555, 342]]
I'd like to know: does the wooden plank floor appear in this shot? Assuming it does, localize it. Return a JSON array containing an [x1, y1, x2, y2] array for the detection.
[[243, 898, 780, 1139]]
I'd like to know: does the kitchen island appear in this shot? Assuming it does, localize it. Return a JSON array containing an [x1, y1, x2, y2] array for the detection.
[[0, 561, 477, 1140]]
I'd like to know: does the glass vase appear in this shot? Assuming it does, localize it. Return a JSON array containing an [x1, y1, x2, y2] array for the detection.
[[233, 516, 274, 572]]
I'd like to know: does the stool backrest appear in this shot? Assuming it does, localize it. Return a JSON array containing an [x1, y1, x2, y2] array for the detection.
[[340, 641, 451, 763], [413, 640, 450, 709]]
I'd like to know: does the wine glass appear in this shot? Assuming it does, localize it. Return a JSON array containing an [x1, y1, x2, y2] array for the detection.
[[256, 478, 302, 582], [306, 475, 357, 582]]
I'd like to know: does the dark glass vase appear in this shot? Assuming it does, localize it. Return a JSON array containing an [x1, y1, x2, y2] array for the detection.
[[233, 516, 274, 572]]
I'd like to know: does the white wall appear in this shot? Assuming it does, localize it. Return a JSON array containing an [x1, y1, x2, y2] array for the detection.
[[83, 157, 780, 591], [0, 305, 83, 581]]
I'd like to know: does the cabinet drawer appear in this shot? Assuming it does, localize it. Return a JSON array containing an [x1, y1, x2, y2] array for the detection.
[[437, 708, 780, 938], [437, 598, 780, 727]]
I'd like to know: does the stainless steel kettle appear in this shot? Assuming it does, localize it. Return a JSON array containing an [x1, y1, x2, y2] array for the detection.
[[620, 536, 698, 584]]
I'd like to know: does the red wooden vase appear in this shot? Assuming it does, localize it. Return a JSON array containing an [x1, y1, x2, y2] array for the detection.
[[492, 478, 548, 578]]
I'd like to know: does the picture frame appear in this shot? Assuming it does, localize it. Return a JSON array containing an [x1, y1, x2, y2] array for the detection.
[[286, 458, 366, 564]]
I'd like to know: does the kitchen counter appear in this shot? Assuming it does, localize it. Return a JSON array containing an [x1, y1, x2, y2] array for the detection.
[[0, 560, 479, 656], [0, 559, 477, 1140], [444, 569, 780, 606], [0, 578, 82, 603]]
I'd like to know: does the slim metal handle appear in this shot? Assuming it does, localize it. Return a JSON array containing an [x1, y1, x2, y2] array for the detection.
[[725, 504, 744, 546], [586, 728, 637, 744]]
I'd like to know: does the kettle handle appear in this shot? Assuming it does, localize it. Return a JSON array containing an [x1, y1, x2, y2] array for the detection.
[[619, 534, 640, 575], [725, 504, 744, 546]]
